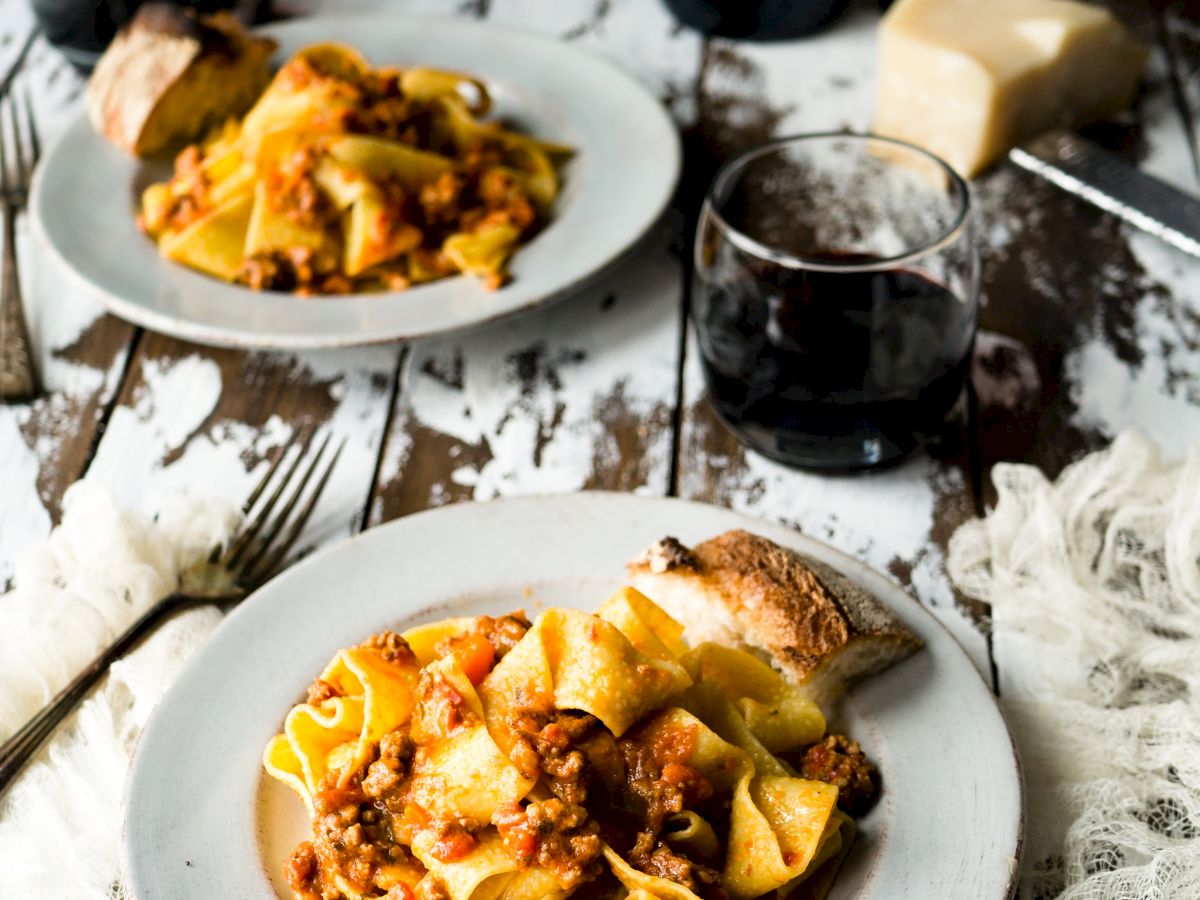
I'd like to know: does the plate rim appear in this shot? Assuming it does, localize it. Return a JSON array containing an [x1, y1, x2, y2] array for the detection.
[[29, 14, 682, 349], [121, 491, 1024, 899]]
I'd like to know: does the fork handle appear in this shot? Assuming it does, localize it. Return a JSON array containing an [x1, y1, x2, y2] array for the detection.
[[0, 203, 39, 402], [0, 592, 191, 795]]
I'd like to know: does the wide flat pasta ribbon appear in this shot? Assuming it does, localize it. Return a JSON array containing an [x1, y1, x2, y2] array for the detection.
[[785, 811, 856, 900], [480, 608, 692, 739], [262, 641, 421, 804], [679, 680, 789, 777], [597, 587, 689, 661], [604, 846, 704, 900], [683, 643, 825, 752], [662, 811, 721, 866], [407, 656, 534, 821], [411, 831, 518, 900], [722, 774, 841, 900], [633, 706, 751, 791], [410, 831, 568, 900], [402, 616, 476, 665]]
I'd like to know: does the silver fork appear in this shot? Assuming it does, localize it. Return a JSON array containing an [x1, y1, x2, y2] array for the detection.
[[0, 87, 40, 402], [0, 429, 345, 795]]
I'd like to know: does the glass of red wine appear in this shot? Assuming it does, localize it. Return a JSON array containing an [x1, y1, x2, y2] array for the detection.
[[693, 132, 978, 470]]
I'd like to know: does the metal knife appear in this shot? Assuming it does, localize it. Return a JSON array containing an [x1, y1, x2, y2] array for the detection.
[[1008, 130, 1200, 259]]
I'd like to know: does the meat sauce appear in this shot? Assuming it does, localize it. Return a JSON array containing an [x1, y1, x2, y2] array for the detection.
[[286, 616, 877, 900]]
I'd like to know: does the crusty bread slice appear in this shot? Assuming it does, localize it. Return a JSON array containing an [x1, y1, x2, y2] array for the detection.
[[627, 530, 922, 702], [86, 3, 276, 158]]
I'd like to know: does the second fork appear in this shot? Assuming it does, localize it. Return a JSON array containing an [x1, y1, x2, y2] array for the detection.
[[0, 87, 41, 403]]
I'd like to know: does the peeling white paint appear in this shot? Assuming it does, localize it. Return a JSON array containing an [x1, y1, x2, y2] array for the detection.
[[1065, 229, 1200, 456], [389, 232, 682, 502], [707, 7, 878, 135], [79, 343, 398, 561], [0, 414, 52, 586]]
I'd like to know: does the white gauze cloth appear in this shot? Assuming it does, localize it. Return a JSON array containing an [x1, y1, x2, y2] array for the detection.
[[948, 430, 1200, 900], [0, 481, 240, 900]]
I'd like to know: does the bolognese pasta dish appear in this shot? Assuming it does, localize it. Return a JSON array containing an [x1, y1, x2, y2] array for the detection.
[[138, 43, 570, 294], [263, 587, 878, 900]]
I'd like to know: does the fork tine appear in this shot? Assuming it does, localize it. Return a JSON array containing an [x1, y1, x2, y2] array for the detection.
[[242, 433, 298, 514], [22, 89, 38, 170], [206, 433, 301, 564], [7, 94, 23, 188], [223, 430, 317, 569], [244, 439, 345, 586], [0, 29, 36, 102]]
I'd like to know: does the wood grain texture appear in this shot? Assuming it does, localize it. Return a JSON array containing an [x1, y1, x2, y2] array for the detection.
[[369, 0, 702, 522], [0, 32, 138, 586], [83, 332, 400, 556]]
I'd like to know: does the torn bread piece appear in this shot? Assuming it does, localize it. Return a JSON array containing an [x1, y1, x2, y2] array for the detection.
[[628, 530, 922, 702], [86, 3, 276, 157]]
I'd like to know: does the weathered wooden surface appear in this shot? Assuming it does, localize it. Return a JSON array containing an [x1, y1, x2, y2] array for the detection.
[[0, 11, 137, 587], [2, 0, 1199, 692]]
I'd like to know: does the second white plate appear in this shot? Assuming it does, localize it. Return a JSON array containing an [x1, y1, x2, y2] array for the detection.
[[123, 493, 1022, 900], [32, 16, 681, 349]]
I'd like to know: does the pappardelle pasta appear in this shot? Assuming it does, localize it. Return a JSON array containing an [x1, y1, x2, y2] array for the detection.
[[139, 43, 570, 295], [264, 588, 877, 900]]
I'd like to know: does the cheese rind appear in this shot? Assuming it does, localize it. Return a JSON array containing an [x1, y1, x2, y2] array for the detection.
[[874, 0, 1148, 177]]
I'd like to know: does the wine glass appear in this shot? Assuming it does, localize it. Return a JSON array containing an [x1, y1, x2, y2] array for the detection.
[[693, 132, 978, 470]]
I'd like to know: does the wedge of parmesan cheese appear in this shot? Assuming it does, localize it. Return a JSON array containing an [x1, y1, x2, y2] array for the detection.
[[874, 0, 1147, 177]]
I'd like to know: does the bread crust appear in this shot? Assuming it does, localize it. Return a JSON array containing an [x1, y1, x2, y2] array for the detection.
[[86, 4, 276, 157], [629, 530, 922, 692]]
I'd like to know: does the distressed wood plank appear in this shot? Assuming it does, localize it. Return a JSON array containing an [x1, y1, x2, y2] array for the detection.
[[370, 0, 702, 521], [0, 21, 139, 586], [84, 334, 400, 552], [675, 12, 992, 678]]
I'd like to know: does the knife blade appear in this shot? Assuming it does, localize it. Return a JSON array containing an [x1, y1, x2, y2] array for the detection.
[[1008, 130, 1200, 260]]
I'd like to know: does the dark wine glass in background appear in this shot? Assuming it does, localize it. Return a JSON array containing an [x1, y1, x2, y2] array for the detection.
[[693, 133, 978, 470], [661, 0, 853, 39], [28, 0, 268, 70]]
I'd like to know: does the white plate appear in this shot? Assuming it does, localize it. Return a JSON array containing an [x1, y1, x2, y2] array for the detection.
[[123, 493, 1023, 899], [31, 17, 680, 349]]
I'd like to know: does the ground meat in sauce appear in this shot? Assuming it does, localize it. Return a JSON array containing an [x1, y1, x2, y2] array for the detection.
[[412, 669, 480, 739], [506, 709, 598, 801], [241, 247, 348, 294], [288, 776, 419, 900], [788, 733, 879, 816], [362, 730, 415, 800], [284, 613, 876, 899], [306, 677, 338, 705], [629, 832, 727, 899], [361, 631, 418, 664], [493, 798, 603, 889], [619, 721, 713, 835], [426, 819, 479, 862], [285, 713, 425, 900], [471, 612, 531, 659]]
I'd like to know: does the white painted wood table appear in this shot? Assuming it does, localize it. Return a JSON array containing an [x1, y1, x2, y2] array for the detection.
[[3, 0, 1199, 699]]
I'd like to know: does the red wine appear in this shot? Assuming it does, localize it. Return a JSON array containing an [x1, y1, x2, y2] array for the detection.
[[695, 253, 975, 468]]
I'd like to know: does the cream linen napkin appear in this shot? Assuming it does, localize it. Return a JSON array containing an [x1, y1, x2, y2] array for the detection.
[[948, 430, 1200, 899], [0, 482, 239, 899]]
